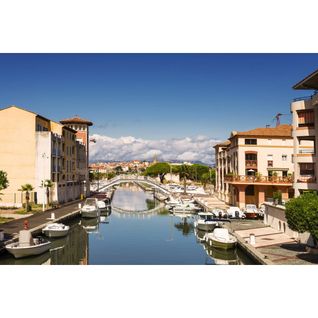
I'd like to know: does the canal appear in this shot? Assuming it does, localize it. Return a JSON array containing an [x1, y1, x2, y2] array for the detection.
[[0, 184, 255, 265]]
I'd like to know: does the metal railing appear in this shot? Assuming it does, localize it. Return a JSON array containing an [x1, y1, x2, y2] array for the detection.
[[297, 176, 316, 183], [245, 160, 257, 168], [225, 175, 293, 184]]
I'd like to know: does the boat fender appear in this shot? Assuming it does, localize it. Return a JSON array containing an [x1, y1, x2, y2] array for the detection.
[[24, 220, 29, 230]]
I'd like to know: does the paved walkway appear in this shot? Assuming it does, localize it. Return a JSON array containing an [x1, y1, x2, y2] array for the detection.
[[226, 220, 318, 265], [0, 200, 82, 240], [194, 195, 229, 210]]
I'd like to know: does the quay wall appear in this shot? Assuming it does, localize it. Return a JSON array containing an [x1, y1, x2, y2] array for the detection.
[[264, 203, 314, 246]]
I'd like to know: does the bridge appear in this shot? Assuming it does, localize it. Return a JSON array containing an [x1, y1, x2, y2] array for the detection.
[[96, 175, 171, 195], [111, 203, 165, 218]]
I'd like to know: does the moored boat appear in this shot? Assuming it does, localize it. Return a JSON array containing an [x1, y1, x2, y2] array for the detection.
[[243, 204, 260, 219], [194, 212, 218, 232], [5, 230, 52, 259], [81, 198, 100, 218], [205, 228, 237, 250], [42, 223, 70, 238]]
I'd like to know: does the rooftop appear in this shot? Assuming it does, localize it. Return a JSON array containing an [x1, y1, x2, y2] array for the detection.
[[293, 69, 318, 90], [231, 124, 292, 138], [60, 116, 93, 126]]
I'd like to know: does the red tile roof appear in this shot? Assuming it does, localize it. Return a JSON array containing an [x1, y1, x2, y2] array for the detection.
[[60, 116, 93, 126], [231, 124, 292, 138]]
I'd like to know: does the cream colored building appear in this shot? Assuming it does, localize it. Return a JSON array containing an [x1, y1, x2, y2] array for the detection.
[[0, 106, 90, 207], [290, 69, 318, 196], [214, 125, 294, 208]]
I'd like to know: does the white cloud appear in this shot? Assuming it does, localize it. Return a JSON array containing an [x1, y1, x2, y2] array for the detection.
[[89, 134, 221, 164]]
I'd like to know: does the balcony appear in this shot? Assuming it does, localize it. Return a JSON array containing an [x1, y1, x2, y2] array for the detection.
[[225, 175, 293, 185], [298, 148, 315, 154], [245, 160, 257, 169], [297, 176, 316, 183]]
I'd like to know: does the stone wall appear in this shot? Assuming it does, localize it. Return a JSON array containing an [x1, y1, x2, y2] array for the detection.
[[264, 203, 314, 246]]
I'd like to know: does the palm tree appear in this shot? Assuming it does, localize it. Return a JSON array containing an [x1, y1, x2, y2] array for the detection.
[[43, 180, 54, 208], [19, 184, 34, 212], [179, 164, 192, 194]]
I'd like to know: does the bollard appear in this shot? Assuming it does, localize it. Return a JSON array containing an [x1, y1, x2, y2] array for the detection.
[[249, 233, 256, 246], [78, 203, 82, 209], [0, 229, 4, 241], [51, 212, 55, 220]]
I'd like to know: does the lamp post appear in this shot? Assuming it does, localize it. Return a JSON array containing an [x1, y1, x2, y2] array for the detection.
[[41, 153, 49, 212]]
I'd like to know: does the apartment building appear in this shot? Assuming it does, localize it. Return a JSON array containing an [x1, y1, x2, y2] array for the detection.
[[0, 106, 91, 207], [214, 125, 294, 208], [291, 69, 318, 196]]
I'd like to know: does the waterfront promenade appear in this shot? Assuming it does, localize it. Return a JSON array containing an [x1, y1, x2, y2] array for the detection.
[[224, 220, 318, 265], [0, 200, 82, 251]]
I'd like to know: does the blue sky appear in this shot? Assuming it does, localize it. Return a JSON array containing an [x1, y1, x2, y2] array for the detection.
[[0, 53, 317, 140], [1, 54, 318, 163]]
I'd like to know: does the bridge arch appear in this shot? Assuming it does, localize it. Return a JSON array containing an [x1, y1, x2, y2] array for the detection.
[[96, 175, 171, 195]]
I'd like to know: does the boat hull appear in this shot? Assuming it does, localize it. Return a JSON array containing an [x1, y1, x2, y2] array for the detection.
[[81, 210, 100, 218], [244, 212, 258, 219], [195, 222, 217, 232], [208, 238, 237, 250], [42, 228, 69, 238], [5, 241, 52, 259]]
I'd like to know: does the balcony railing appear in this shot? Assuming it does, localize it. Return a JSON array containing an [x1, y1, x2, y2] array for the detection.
[[298, 148, 315, 154], [225, 175, 293, 184], [245, 160, 257, 169], [297, 176, 316, 183]]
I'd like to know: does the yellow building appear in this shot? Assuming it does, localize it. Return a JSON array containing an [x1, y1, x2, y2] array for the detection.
[[0, 105, 90, 207]]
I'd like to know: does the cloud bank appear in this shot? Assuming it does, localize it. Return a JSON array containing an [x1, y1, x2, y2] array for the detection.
[[89, 134, 221, 164]]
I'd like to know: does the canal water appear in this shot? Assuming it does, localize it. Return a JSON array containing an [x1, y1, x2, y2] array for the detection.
[[0, 184, 255, 265]]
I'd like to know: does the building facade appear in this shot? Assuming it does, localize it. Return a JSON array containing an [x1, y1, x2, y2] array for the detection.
[[0, 106, 91, 207], [291, 69, 318, 196], [214, 125, 294, 208]]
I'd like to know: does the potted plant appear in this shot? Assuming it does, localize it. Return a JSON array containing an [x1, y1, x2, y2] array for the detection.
[[272, 191, 282, 205]]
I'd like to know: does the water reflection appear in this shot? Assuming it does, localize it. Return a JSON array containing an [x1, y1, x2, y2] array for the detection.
[[0, 184, 256, 265]]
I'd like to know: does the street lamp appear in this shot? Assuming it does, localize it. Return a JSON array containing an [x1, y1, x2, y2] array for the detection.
[[41, 153, 49, 212]]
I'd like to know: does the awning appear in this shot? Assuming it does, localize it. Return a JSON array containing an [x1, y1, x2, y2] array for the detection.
[[267, 168, 289, 171]]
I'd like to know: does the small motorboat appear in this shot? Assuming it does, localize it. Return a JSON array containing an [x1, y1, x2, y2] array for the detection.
[[165, 196, 182, 208], [5, 230, 52, 259], [205, 228, 237, 250], [97, 200, 107, 212], [194, 212, 219, 232], [172, 202, 201, 213], [226, 206, 246, 219], [81, 198, 100, 218], [243, 204, 261, 219], [42, 223, 70, 238]]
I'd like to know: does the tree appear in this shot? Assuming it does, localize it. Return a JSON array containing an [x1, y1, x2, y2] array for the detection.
[[114, 166, 123, 175], [144, 162, 170, 183], [0, 170, 9, 200], [19, 184, 34, 212], [43, 180, 54, 208], [179, 164, 193, 194], [285, 192, 318, 247]]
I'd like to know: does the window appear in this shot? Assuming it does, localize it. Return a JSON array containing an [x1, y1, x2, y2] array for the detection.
[[245, 139, 257, 145], [299, 163, 315, 176], [268, 160, 273, 167], [245, 153, 257, 160], [298, 110, 315, 127], [282, 154, 287, 161]]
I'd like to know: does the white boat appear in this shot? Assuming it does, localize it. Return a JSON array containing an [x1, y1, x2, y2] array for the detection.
[[172, 202, 201, 213], [205, 228, 237, 250], [42, 223, 70, 238], [243, 204, 261, 219], [165, 196, 182, 208], [5, 230, 51, 259], [194, 212, 219, 231], [212, 208, 227, 218], [226, 206, 246, 219], [97, 200, 107, 212], [81, 198, 100, 218]]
